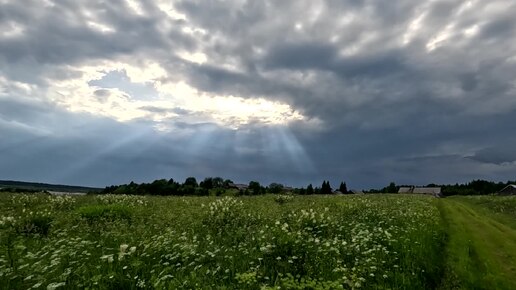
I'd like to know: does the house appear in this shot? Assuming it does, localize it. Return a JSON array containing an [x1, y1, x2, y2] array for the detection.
[[283, 186, 294, 193], [227, 183, 248, 191], [48, 191, 86, 196], [333, 190, 344, 195], [498, 184, 516, 195], [398, 187, 414, 193], [413, 187, 442, 195], [350, 190, 364, 194], [398, 186, 442, 197]]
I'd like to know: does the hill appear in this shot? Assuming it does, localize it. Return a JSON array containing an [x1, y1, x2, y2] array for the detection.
[[0, 180, 101, 193]]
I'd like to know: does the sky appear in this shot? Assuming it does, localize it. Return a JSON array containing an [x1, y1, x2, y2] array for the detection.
[[1, 0, 516, 189]]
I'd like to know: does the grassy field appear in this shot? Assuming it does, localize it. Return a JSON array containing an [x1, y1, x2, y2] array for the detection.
[[438, 196, 516, 290], [0, 193, 514, 289]]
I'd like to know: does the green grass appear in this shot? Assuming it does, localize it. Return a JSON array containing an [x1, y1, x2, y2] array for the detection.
[[0, 193, 514, 289], [453, 195, 516, 230], [438, 197, 516, 289]]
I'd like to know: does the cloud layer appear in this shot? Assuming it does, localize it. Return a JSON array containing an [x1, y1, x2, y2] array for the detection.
[[1, 0, 516, 188]]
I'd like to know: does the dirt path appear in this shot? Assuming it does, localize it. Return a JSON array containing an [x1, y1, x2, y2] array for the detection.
[[439, 199, 516, 289]]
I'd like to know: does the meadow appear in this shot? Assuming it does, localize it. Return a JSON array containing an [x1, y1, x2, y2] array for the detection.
[[0, 193, 514, 289]]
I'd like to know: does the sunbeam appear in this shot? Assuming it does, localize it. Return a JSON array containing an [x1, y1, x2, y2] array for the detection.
[[54, 127, 156, 182]]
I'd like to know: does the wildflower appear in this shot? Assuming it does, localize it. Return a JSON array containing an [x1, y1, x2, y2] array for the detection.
[[46, 282, 66, 290], [120, 244, 129, 252]]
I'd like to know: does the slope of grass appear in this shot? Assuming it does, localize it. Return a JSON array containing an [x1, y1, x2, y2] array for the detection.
[[455, 195, 516, 230], [438, 198, 516, 290]]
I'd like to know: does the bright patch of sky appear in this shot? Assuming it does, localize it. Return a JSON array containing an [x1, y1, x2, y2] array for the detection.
[[48, 62, 306, 130]]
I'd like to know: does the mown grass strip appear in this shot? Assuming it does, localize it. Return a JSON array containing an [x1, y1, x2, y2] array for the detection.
[[439, 199, 516, 290]]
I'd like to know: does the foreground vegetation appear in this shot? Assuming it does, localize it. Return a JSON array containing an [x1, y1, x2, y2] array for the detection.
[[0, 193, 444, 289], [0, 193, 514, 289], [438, 197, 516, 289]]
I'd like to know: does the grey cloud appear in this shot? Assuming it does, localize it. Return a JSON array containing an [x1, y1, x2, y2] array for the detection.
[[1, 0, 516, 189], [469, 143, 516, 165], [138, 106, 193, 116]]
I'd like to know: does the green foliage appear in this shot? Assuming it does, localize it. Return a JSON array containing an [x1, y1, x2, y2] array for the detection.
[[77, 204, 133, 224], [17, 213, 53, 236], [438, 198, 516, 289], [321, 180, 332, 194], [248, 181, 263, 195], [274, 194, 294, 204], [306, 184, 314, 195], [6, 193, 515, 289], [184, 177, 198, 187], [268, 182, 284, 194], [339, 182, 348, 194]]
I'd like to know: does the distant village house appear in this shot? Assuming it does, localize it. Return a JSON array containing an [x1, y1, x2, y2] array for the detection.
[[498, 184, 516, 195], [227, 183, 248, 191], [398, 186, 442, 197]]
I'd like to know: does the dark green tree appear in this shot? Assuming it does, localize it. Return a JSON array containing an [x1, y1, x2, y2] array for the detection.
[[212, 177, 224, 188], [248, 181, 262, 195], [339, 182, 348, 194], [385, 182, 397, 193], [200, 177, 214, 190], [223, 179, 234, 188], [268, 183, 284, 194], [321, 181, 332, 194], [306, 184, 314, 195], [184, 177, 198, 187]]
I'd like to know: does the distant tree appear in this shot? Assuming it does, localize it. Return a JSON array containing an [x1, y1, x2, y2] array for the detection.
[[321, 181, 332, 194], [184, 177, 198, 187], [248, 181, 262, 195], [385, 182, 397, 193], [339, 182, 348, 194], [149, 179, 168, 195], [212, 177, 224, 188], [223, 179, 234, 188], [297, 187, 306, 195], [268, 183, 284, 194], [306, 184, 314, 195], [200, 177, 214, 190]]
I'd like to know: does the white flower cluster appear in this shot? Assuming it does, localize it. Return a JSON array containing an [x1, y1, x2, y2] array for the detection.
[[0, 193, 444, 289], [0, 216, 16, 227], [97, 194, 148, 207]]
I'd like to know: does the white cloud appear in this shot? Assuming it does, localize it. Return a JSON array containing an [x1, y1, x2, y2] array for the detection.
[[0, 21, 25, 38], [41, 61, 307, 129], [177, 51, 208, 65]]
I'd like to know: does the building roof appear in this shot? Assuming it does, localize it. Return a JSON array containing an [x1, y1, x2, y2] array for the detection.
[[499, 184, 516, 193], [412, 187, 441, 194], [228, 183, 248, 190], [398, 187, 413, 193], [48, 191, 86, 196]]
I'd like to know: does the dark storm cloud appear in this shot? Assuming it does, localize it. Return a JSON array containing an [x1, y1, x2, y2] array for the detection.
[[469, 143, 516, 165], [262, 43, 407, 79], [1, 0, 516, 188]]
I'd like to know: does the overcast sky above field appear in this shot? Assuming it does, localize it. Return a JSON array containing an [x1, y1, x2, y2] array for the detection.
[[1, 0, 516, 189]]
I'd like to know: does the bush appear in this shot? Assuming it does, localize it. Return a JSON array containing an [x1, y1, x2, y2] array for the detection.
[[17, 213, 53, 236], [274, 194, 294, 204], [77, 204, 133, 224]]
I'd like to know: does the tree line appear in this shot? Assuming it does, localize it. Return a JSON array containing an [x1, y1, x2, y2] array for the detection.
[[99, 177, 350, 196], [98, 177, 513, 196], [367, 179, 515, 195]]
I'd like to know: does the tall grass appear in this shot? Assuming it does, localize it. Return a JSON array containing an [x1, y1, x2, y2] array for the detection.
[[0, 193, 445, 289]]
